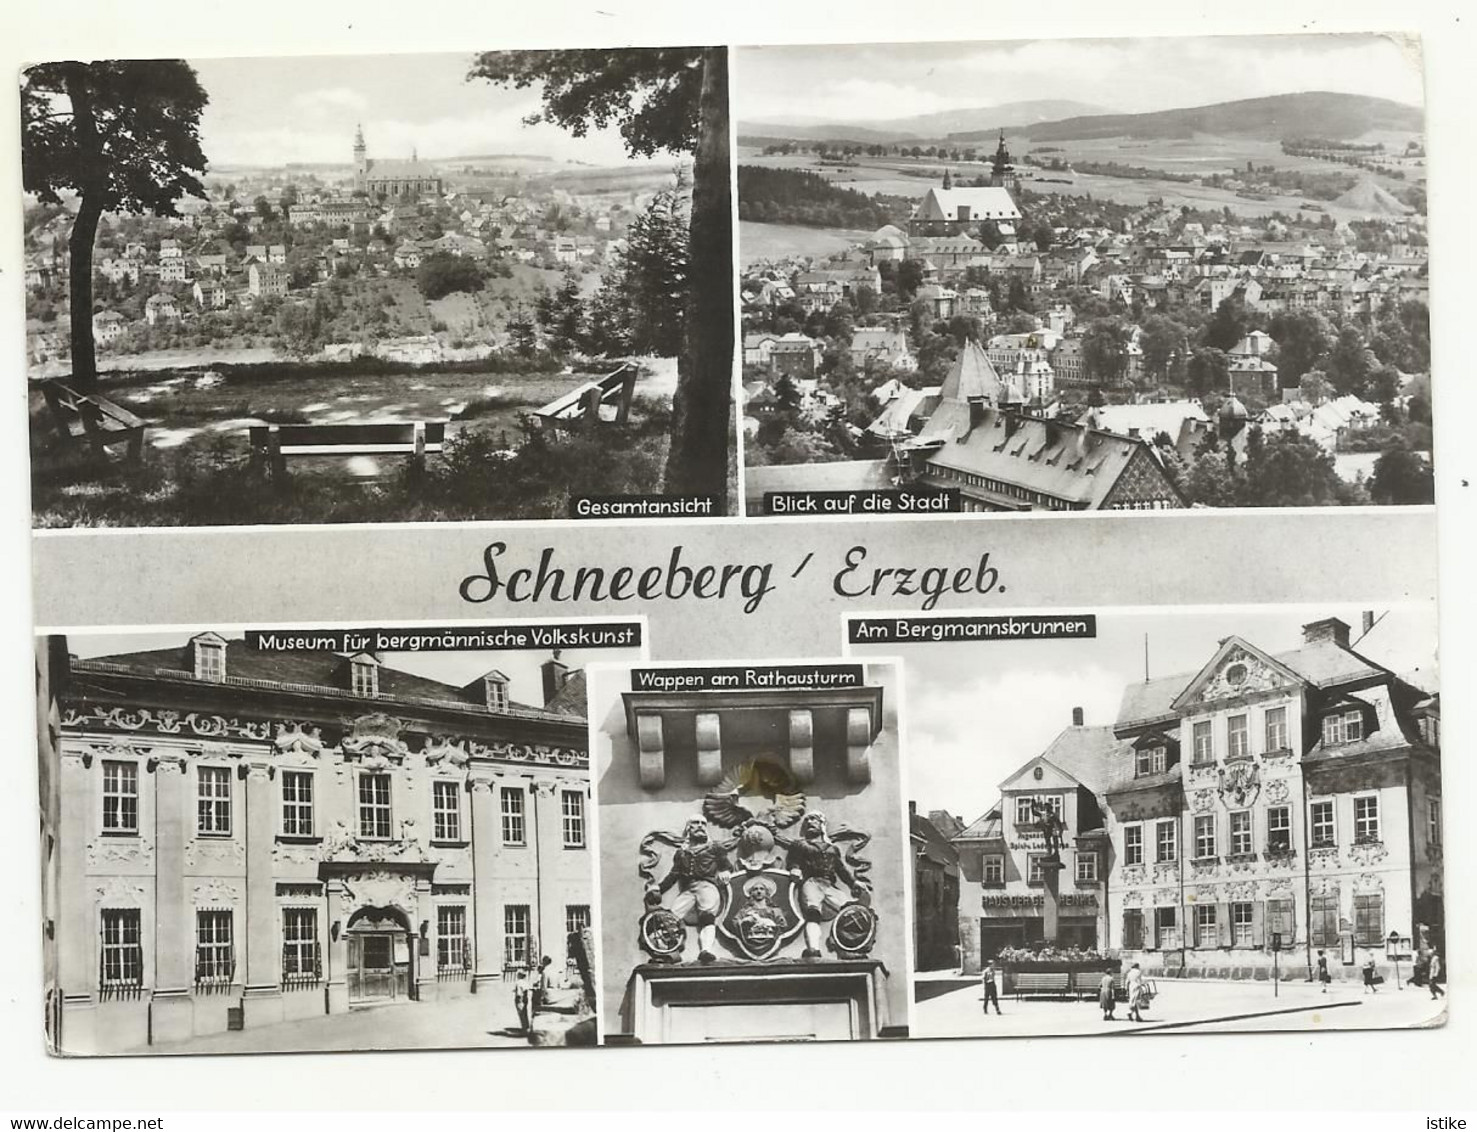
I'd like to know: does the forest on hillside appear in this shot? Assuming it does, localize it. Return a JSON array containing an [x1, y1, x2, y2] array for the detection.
[[737, 166, 906, 230]]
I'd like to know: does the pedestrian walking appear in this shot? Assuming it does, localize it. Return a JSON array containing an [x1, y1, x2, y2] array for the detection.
[[1126, 962, 1145, 1022], [512, 966, 534, 1034], [1316, 949, 1330, 993], [981, 959, 1002, 1015], [1099, 971, 1117, 1021], [1429, 949, 1446, 1000], [1362, 954, 1382, 993]]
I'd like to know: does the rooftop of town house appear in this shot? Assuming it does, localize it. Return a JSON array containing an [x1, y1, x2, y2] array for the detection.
[[912, 404, 1168, 511], [70, 637, 580, 724], [742, 458, 895, 503], [952, 806, 1002, 842], [911, 811, 962, 873]]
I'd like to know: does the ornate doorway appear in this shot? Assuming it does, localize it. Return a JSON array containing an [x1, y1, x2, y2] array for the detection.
[[346, 907, 412, 1005]]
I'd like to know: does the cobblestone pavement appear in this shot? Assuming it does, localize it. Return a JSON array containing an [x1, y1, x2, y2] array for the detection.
[[134, 990, 533, 1055], [912, 973, 1446, 1038]]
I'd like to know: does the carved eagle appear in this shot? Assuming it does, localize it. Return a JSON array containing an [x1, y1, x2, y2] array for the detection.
[[703, 758, 806, 831]]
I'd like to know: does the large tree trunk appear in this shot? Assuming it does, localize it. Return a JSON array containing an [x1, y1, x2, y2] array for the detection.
[[663, 47, 733, 507], [64, 67, 103, 392], [67, 194, 102, 391]]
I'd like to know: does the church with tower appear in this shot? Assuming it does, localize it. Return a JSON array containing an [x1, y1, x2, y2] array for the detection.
[[908, 130, 1022, 240], [352, 125, 444, 200]]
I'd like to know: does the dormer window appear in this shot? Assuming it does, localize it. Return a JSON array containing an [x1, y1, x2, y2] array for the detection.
[[1322, 707, 1364, 746], [351, 657, 379, 698], [485, 675, 509, 713], [1136, 744, 1168, 777], [193, 635, 226, 682]]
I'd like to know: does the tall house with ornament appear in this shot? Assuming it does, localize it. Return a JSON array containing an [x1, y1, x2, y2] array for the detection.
[[1105, 616, 1441, 981]]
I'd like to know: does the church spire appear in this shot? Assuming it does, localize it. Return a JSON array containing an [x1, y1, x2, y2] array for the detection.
[[943, 166, 953, 190]]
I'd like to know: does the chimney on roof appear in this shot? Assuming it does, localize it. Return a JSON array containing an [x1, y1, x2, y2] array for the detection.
[[541, 650, 571, 702], [1301, 617, 1351, 649], [1362, 610, 1376, 636], [1072, 706, 1084, 726], [909, 800, 918, 817]]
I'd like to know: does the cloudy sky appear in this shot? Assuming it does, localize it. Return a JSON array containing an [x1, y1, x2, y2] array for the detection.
[[852, 603, 1437, 826], [66, 628, 642, 709], [736, 34, 1424, 123], [189, 53, 659, 169]]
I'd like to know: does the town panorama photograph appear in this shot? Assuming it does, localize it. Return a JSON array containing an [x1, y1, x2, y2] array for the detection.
[[22, 48, 735, 526], [736, 35, 1433, 514]]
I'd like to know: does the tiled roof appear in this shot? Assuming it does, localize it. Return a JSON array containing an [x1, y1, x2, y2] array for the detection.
[[744, 460, 895, 503], [1035, 724, 1118, 794], [911, 813, 961, 871], [954, 807, 1003, 841], [73, 638, 564, 721], [914, 406, 1171, 510], [1115, 674, 1189, 730]]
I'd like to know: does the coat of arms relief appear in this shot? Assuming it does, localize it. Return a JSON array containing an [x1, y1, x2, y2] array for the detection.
[[637, 759, 878, 965]]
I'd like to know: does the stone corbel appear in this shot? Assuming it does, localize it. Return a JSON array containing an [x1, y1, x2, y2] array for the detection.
[[242, 759, 274, 782], [845, 707, 872, 785], [636, 712, 665, 791], [788, 710, 815, 785], [148, 751, 187, 776], [694, 712, 722, 787]]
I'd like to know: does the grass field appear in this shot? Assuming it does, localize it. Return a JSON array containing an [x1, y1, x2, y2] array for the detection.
[[741, 221, 872, 265], [28, 358, 683, 526], [740, 134, 1424, 223]]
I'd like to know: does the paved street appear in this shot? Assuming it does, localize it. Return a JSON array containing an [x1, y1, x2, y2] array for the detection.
[[913, 973, 1446, 1038], [134, 990, 533, 1055]]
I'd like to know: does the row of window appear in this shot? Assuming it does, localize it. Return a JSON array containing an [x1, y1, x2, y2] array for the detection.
[[1187, 706, 1290, 767], [1121, 893, 1386, 950], [1123, 796, 1391, 865], [97, 903, 594, 990], [982, 851, 1098, 886], [99, 760, 586, 849]]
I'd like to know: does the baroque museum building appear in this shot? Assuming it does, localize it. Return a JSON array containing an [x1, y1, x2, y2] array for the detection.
[[40, 633, 592, 1053]]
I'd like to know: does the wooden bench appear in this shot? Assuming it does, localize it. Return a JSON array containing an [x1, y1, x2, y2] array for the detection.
[[532, 363, 638, 428], [1073, 970, 1120, 999], [38, 379, 147, 460], [1011, 972, 1072, 1000], [247, 421, 447, 479]]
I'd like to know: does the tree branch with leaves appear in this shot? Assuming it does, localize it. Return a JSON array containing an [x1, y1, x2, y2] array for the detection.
[[467, 47, 732, 506], [22, 60, 209, 390]]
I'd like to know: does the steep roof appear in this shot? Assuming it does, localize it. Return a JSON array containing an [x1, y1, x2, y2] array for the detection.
[[1116, 674, 1189, 731], [542, 668, 588, 719], [916, 186, 1021, 222], [954, 807, 1003, 842], [1032, 724, 1118, 794], [365, 158, 441, 181], [914, 409, 1177, 510], [744, 459, 895, 504], [73, 638, 564, 720], [939, 339, 1005, 402], [911, 812, 961, 872]]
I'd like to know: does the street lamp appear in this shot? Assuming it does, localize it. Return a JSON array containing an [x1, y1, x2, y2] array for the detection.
[[1386, 930, 1404, 990]]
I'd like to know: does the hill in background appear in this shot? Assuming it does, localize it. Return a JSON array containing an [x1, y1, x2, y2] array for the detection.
[[961, 91, 1423, 143], [740, 100, 1111, 144]]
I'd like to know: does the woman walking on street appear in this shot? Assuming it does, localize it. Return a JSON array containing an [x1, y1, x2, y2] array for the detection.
[[1316, 949, 1330, 993], [1429, 949, 1446, 1000], [1099, 971, 1117, 1021], [1126, 962, 1145, 1022]]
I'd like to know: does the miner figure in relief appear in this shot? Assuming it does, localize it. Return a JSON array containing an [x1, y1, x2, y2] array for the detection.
[[787, 809, 868, 958], [647, 816, 732, 964]]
